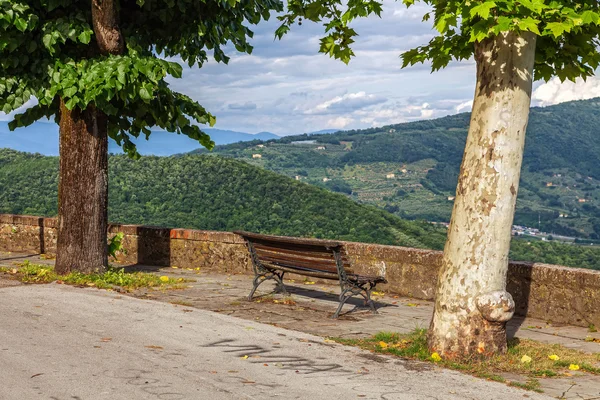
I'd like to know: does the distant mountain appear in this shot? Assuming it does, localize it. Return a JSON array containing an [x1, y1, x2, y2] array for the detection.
[[0, 122, 280, 156]]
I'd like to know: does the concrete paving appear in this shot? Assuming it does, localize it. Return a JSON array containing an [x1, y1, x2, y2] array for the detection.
[[2, 251, 600, 399], [0, 283, 549, 400]]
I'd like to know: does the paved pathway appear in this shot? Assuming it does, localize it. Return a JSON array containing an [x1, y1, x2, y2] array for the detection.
[[2, 251, 600, 399], [0, 283, 550, 400]]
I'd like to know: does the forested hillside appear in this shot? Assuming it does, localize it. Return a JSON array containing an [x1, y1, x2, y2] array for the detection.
[[2, 148, 600, 269], [198, 98, 600, 240], [0, 149, 445, 250]]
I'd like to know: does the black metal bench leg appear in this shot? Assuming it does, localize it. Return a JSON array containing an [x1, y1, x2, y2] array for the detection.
[[364, 285, 378, 314], [248, 274, 266, 301], [332, 289, 352, 319], [273, 272, 288, 295]]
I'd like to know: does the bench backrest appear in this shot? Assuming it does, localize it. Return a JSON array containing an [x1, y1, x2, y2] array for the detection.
[[234, 231, 353, 278]]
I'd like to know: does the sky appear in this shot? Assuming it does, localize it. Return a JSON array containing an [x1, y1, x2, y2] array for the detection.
[[3, 1, 600, 136]]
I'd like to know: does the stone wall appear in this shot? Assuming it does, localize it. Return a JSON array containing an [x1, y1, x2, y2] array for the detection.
[[1, 213, 599, 328]]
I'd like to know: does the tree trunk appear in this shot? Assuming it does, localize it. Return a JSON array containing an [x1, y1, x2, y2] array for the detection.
[[54, 0, 124, 274], [427, 31, 537, 358], [55, 102, 109, 275]]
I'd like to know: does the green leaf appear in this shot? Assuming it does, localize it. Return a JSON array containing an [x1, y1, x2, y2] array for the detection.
[[470, 2, 496, 20], [78, 30, 92, 44], [139, 87, 152, 102], [545, 21, 572, 37], [517, 17, 541, 35]]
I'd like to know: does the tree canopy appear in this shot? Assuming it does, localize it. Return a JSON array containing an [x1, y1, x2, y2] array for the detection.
[[0, 0, 282, 157]]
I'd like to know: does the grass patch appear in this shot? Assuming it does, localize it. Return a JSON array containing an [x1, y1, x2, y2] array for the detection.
[[331, 329, 600, 392], [0, 261, 189, 292]]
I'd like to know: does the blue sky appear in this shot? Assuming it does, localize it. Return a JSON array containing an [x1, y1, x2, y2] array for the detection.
[[3, 1, 600, 136]]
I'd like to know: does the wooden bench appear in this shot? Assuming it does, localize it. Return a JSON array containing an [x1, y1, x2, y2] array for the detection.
[[234, 231, 387, 318]]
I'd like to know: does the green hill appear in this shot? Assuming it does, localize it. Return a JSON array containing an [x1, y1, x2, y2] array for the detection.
[[0, 149, 445, 250], [196, 98, 600, 240], [1, 148, 600, 269]]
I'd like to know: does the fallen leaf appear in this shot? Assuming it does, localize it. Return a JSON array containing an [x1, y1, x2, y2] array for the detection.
[[159, 276, 169, 282], [241, 355, 249, 359], [431, 352, 442, 362], [372, 291, 385, 296], [569, 364, 580, 371], [304, 281, 316, 285], [227, 370, 238, 373], [30, 373, 44, 378], [209, 371, 217, 374], [100, 338, 112, 342], [378, 341, 388, 349], [548, 354, 560, 361], [406, 303, 418, 307], [145, 345, 164, 350], [182, 309, 193, 313], [521, 355, 532, 364]]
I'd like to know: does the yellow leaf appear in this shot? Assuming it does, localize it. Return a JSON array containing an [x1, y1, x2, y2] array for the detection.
[[378, 341, 388, 349], [241, 355, 249, 359], [521, 355, 532, 364], [569, 364, 580, 371], [406, 303, 418, 307], [159, 276, 169, 282], [548, 354, 560, 361], [171, 266, 178, 269], [304, 281, 316, 285], [431, 352, 442, 362], [372, 291, 385, 296]]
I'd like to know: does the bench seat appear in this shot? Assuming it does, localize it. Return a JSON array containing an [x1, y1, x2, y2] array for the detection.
[[234, 230, 387, 318]]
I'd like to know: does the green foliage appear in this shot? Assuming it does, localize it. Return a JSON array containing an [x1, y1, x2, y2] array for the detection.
[[108, 232, 126, 260], [510, 239, 600, 270], [401, 0, 600, 82], [275, 0, 383, 63], [0, 0, 282, 156], [0, 260, 184, 291]]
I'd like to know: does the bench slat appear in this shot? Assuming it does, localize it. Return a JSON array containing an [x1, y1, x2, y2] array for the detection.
[[234, 230, 342, 248], [262, 263, 340, 280], [253, 243, 349, 262], [258, 254, 353, 275]]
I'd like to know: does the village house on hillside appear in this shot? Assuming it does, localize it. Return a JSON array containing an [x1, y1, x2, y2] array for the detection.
[[252, 154, 262, 159], [386, 173, 395, 179], [316, 146, 326, 150]]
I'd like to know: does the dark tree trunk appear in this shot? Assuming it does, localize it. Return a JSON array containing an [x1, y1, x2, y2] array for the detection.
[[54, 0, 124, 274], [55, 101, 109, 274]]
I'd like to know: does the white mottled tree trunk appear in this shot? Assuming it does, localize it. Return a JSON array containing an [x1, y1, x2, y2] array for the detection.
[[428, 31, 537, 358]]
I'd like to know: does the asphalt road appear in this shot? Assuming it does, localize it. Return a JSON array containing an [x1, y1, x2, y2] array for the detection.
[[0, 283, 550, 400]]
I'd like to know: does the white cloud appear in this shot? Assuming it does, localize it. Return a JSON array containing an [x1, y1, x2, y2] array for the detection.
[[0, 98, 37, 122], [306, 92, 387, 114], [327, 116, 354, 129], [532, 76, 600, 106], [455, 100, 473, 113]]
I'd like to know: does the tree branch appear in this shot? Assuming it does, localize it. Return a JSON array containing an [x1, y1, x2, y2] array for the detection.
[[92, 0, 125, 55]]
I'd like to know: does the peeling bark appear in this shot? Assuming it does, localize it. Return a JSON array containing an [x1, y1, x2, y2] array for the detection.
[[427, 31, 537, 358], [55, 1, 124, 274]]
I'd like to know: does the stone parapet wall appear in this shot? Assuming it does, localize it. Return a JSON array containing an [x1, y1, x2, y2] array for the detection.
[[1, 213, 599, 328]]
